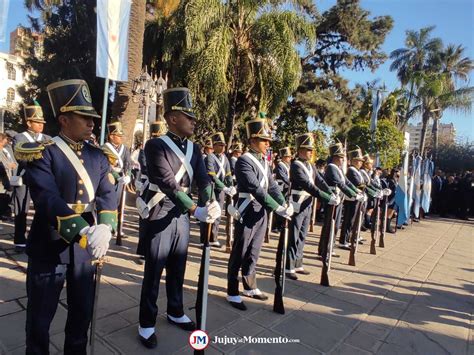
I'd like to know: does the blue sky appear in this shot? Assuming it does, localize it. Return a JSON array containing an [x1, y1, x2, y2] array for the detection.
[[1, 0, 473, 140]]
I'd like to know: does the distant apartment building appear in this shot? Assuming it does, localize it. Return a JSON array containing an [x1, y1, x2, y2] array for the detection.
[[0, 52, 25, 108], [10, 27, 43, 59], [407, 122, 456, 151]]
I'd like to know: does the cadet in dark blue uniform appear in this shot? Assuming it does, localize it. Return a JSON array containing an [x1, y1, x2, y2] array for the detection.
[[319, 143, 365, 257], [273, 147, 292, 232], [135, 120, 168, 262], [200, 132, 236, 246], [138, 88, 221, 349], [339, 148, 365, 249], [286, 134, 339, 280], [23, 79, 118, 354], [226, 114, 293, 311], [229, 142, 243, 182], [102, 122, 132, 241], [11, 104, 51, 252], [360, 154, 383, 228]]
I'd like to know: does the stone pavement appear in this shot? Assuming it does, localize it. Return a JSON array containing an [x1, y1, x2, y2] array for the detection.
[[0, 206, 472, 354]]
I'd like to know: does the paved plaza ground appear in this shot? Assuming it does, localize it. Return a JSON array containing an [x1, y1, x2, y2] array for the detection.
[[0, 205, 472, 354]]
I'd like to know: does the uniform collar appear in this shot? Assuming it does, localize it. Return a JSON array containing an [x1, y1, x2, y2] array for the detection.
[[249, 148, 263, 160], [167, 131, 187, 145], [27, 130, 39, 140], [59, 132, 83, 151]]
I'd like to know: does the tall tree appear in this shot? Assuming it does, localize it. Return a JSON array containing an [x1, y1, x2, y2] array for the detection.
[[110, 0, 147, 146], [389, 26, 442, 129], [278, 0, 393, 139], [178, 0, 316, 147], [19, 0, 103, 135]]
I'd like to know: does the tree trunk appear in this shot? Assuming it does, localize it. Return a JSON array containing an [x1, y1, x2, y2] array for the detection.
[[419, 109, 430, 156], [110, 0, 146, 147], [432, 117, 439, 161], [400, 81, 415, 130], [225, 54, 241, 149]]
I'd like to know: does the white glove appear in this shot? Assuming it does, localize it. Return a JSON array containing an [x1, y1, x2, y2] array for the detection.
[[275, 204, 294, 220], [355, 193, 365, 202], [85, 224, 112, 259], [375, 190, 383, 199], [223, 186, 237, 196], [194, 200, 222, 223], [383, 188, 391, 196], [122, 175, 131, 185], [328, 193, 340, 205]]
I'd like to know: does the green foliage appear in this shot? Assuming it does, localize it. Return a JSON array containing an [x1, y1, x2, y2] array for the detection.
[[346, 120, 404, 168], [276, 0, 393, 140], [436, 142, 474, 173], [18, 0, 106, 136]]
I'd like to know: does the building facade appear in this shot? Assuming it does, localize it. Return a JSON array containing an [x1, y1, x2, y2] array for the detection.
[[407, 122, 456, 151]]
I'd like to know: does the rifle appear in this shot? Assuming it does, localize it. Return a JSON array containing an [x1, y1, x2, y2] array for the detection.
[[370, 197, 381, 255], [195, 183, 214, 352], [321, 202, 337, 286], [89, 258, 106, 355], [379, 195, 388, 248], [116, 184, 126, 246], [265, 211, 273, 243], [273, 183, 291, 314], [225, 195, 234, 253], [348, 200, 363, 266], [309, 197, 318, 233]]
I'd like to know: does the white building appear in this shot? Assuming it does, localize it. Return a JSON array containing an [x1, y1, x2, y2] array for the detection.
[[0, 52, 25, 109], [407, 122, 456, 151]]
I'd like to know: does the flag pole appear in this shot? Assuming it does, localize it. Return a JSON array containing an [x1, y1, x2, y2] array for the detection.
[[99, 78, 110, 146]]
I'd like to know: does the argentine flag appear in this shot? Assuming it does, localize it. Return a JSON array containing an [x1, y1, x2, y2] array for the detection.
[[412, 155, 423, 218], [96, 0, 131, 81], [395, 132, 410, 226], [421, 157, 434, 213]]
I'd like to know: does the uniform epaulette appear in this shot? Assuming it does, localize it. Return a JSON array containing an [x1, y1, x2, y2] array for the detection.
[[101, 145, 118, 166], [14, 140, 54, 162]]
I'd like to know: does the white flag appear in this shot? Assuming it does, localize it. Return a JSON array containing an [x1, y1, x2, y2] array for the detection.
[[0, 0, 9, 42], [96, 0, 131, 81]]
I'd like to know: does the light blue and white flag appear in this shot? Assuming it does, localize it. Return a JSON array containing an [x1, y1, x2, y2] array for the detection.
[[421, 157, 434, 213], [96, 0, 131, 81], [412, 155, 423, 218], [0, 0, 9, 43], [395, 132, 410, 226]]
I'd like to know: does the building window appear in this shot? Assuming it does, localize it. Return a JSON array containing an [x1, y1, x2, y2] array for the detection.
[[6, 88, 15, 105], [7, 64, 16, 80]]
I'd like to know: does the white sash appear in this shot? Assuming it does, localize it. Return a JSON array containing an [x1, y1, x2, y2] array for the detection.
[[349, 166, 363, 182], [52, 136, 95, 202], [211, 153, 226, 179], [159, 135, 194, 184], [360, 169, 371, 184], [329, 163, 345, 181], [294, 160, 314, 184], [237, 153, 268, 215], [22, 131, 35, 143], [105, 142, 124, 170], [136, 137, 194, 219]]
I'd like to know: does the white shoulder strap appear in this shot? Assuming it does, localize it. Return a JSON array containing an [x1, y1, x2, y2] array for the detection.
[[329, 163, 345, 181], [105, 142, 124, 170], [52, 136, 95, 202], [294, 160, 314, 184], [22, 132, 35, 143], [278, 161, 290, 176], [159, 135, 194, 184], [212, 153, 226, 179], [244, 152, 268, 188], [37, 133, 43, 142], [349, 166, 363, 180]]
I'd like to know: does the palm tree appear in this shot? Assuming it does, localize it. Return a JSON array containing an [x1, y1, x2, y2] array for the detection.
[[409, 71, 473, 156], [389, 26, 442, 129], [179, 0, 315, 147], [428, 44, 474, 157], [110, 0, 147, 146]]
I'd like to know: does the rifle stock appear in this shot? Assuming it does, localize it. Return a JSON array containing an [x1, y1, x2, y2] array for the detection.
[[370, 198, 380, 255], [273, 183, 291, 314], [348, 201, 363, 266], [321, 203, 336, 286], [379, 196, 387, 248], [225, 195, 234, 253]]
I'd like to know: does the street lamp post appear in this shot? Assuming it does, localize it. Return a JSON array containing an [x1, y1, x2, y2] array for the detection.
[[132, 67, 156, 144]]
